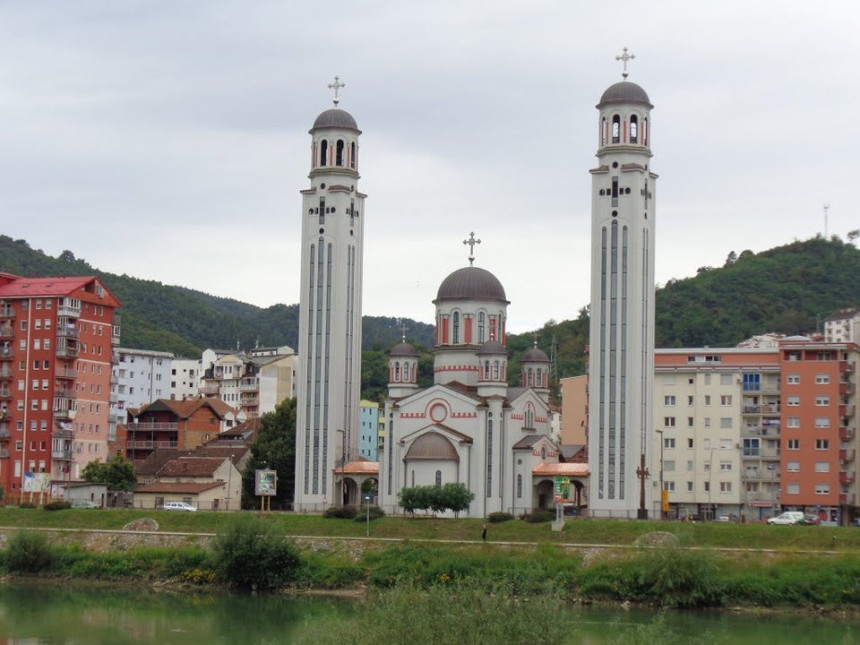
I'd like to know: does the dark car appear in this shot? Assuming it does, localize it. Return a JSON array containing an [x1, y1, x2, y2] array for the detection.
[[798, 514, 821, 525]]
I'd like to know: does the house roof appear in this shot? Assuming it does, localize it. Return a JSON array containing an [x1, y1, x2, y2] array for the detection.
[[512, 435, 544, 450], [134, 481, 223, 494], [336, 460, 379, 475], [532, 462, 589, 477], [136, 449, 193, 476], [137, 398, 236, 420], [157, 457, 226, 478]]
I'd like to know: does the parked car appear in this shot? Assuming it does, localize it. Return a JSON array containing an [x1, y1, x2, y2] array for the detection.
[[163, 501, 198, 512], [798, 514, 821, 525], [767, 511, 804, 525]]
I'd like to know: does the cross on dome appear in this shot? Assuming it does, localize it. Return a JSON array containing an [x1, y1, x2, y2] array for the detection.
[[615, 47, 635, 79], [463, 231, 481, 266], [328, 75, 345, 107]]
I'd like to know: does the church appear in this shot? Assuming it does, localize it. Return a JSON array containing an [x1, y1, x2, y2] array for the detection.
[[295, 54, 655, 518]]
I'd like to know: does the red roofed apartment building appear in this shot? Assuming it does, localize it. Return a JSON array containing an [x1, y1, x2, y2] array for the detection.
[[0, 272, 121, 498]]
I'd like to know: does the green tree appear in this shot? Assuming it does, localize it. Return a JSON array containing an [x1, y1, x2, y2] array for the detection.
[[242, 397, 296, 509], [214, 515, 301, 590], [81, 454, 137, 491], [441, 482, 474, 517], [399, 483, 474, 517]]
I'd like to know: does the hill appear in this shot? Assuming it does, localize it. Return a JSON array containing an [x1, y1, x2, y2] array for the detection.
[[4, 234, 860, 398]]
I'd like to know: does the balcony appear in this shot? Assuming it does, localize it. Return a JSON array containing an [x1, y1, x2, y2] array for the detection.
[[56, 345, 79, 359], [742, 470, 781, 482], [239, 380, 259, 392], [0, 387, 11, 400], [841, 427, 855, 441], [127, 422, 179, 432], [0, 448, 9, 458], [55, 367, 77, 380], [840, 472, 855, 484], [0, 422, 9, 438], [126, 439, 179, 450], [841, 382, 856, 395], [0, 367, 12, 379], [241, 395, 259, 405], [0, 347, 13, 361], [53, 406, 77, 421], [840, 405, 856, 419], [111, 325, 121, 345], [0, 307, 14, 319], [52, 428, 73, 440], [0, 325, 13, 339], [52, 448, 73, 461], [54, 388, 76, 400], [57, 301, 81, 318], [840, 449, 855, 463], [200, 384, 220, 396], [742, 405, 761, 414], [841, 361, 855, 373]]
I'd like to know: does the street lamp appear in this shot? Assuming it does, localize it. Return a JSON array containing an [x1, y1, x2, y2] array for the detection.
[[226, 453, 234, 511], [655, 430, 664, 520], [365, 494, 371, 537]]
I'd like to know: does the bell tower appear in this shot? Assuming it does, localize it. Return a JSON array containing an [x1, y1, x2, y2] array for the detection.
[[587, 50, 658, 518], [294, 77, 366, 511]]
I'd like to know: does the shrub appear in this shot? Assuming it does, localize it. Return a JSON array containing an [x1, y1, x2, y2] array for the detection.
[[324, 504, 357, 519], [353, 506, 385, 521], [214, 515, 302, 591], [521, 510, 555, 523], [5, 530, 54, 574], [488, 512, 513, 523], [43, 500, 72, 511]]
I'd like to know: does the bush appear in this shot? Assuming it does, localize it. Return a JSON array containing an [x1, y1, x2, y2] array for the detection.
[[521, 510, 555, 523], [5, 530, 54, 574], [353, 506, 385, 521], [488, 512, 513, 523], [43, 500, 72, 511], [324, 504, 358, 519], [214, 515, 302, 590]]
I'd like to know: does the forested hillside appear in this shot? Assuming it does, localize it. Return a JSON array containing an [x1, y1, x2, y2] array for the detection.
[[3, 234, 859, 401]]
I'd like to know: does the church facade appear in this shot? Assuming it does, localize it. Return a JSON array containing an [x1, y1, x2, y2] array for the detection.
[[376, 259, 586, 517]]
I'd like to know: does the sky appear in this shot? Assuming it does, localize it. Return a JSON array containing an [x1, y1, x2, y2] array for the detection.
[[1, 1, 858, 334]]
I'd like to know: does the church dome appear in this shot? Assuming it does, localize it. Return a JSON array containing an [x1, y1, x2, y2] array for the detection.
[[404, 432, 459, 461], [311, 108, 360, 132], [522, 346, 549, 363], [390, 341, 419, 357], [476, 340, 507, 356], [597, 81, 652, 109], [435, 267, 508, 303]]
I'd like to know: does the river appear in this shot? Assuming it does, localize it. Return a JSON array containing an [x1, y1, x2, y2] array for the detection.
[[0, 582, 857, 644]]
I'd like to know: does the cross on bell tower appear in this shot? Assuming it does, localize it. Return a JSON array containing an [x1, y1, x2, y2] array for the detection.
[[616, 47, 635, 79], [328, 75, 345, 107]]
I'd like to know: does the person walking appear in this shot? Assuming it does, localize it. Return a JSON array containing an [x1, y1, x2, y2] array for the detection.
[[481, 524, 487, 542]]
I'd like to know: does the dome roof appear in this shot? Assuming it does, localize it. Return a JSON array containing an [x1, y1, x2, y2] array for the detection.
[[435, 266, 508, 303], [597, 81, 652, 109], [390, 341, 419, 357], [476, 340, 507, 356], [310, 108, 360, 132], [522, 346, 549, 363], [404, 432, 459, 461]]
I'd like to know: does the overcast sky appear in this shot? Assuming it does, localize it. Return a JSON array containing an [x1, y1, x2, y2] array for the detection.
[[1, 1, 858, 334]]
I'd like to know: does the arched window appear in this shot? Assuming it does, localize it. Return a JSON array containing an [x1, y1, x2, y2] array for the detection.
[[403, 361, 410, 381], [435, 470, 442, 486], [336, 140, 345, 166], [453, 312, 460, 344], [601, 117, 607, 146], [394, 362, 401, 381], [478, 312, 486, 343], [611, 115, 621, 143], [320, 140, 328, 166], [541, 446, 547, 460], [484, 360, 491, 380], [525, 406, 534, 429], [350, 142, 356, 169], [517, 474, 522, 498], [630, 115, 638, 143], [493, 360, 500, 380], [643, 118, 648, 146], [527, 368, 534, 387]]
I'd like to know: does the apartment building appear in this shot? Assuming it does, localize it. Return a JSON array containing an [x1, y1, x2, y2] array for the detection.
[[358, 400, 379, 460], [112, 348, 174, 412], [169, 357, 200, 400], [0, 273, 120, 497]]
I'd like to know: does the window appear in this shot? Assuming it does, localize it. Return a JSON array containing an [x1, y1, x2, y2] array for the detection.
[[719, 438, 732, 449], [720, 395, 732, 406], [815, 417, 830, 429], [516, 474, 522, 498], [452, 312, 460, 344], [704, 395, 711, 405], [743, 373, 761, 391], [815, 374, 830, 384], [786, 374, 800, 385], [786, 483, 800, 495], [815, 439, 830, 450], [663, 437, 676, 449], [687, 460, 694, 471], [815, 396, 830, 407], [664, 395, 676, 406], [742, 438, 760, 457], [704, 418, 711, 428], [787, 439, 800, 450], [687, 396, 694, 405], [704, 482, 710, 492], [815, 484, 830, 495], [664, 417, 676, 427], [687, 417, 694, 427], [720, 482, 732, 493], [815, 462, 830, 473], [786, 461, 800, 472], [720, 418, 732, 429], [43, 339, 50, 350], [817, 352, 833, 361], [786, 417, 800, 428], [435, 470, 442, 486], [720, 374, 732, 385], [687, 438, 694, 448], [664, 481, 675, 492], [687, 481, 694, 492], [664, 460, 675, 471], [34, 319, 41, 330], [720, 461, 732, 471], [787, 396, 800, 406]]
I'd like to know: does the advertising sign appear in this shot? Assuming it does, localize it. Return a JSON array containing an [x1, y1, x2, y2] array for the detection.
[[255, 469, 277, 497], [554, 476, 570, 502]]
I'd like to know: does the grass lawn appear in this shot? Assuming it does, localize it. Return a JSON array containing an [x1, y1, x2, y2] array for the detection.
[[0, 507, 858, 552]]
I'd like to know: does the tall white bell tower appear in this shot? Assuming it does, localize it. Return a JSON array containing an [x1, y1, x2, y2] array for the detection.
[[294, 77, 366, 511], [587, 50, 657, 518]]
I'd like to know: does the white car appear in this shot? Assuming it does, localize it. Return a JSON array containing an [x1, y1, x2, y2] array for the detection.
[[767, 511, 803, 525], [163, 501, 198, 512]]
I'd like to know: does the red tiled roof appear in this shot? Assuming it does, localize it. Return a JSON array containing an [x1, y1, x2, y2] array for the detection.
[[157, 456, 226, 477], [134, 481, 223, 494], [334, 461, 379, 475], [532, 462, 589, 476], [138, 398, 237, 420]]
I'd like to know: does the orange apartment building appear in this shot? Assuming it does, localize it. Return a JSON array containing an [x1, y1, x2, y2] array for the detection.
[[0, 273, 120, 499]]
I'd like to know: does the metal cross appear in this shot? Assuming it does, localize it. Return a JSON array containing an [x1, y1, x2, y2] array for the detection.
[[328, 76, 345, 107], [616, 47, 635, 79], [463, 232, 481, 266]]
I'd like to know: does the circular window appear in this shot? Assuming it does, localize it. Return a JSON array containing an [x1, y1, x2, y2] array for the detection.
[[319, 228, 325, 234], [612, 162, 619, 168], [611, 211, 618, 217], [320, 183, 326, 189], [625, 187, 631, 194], [429, 403, 448, 423]]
